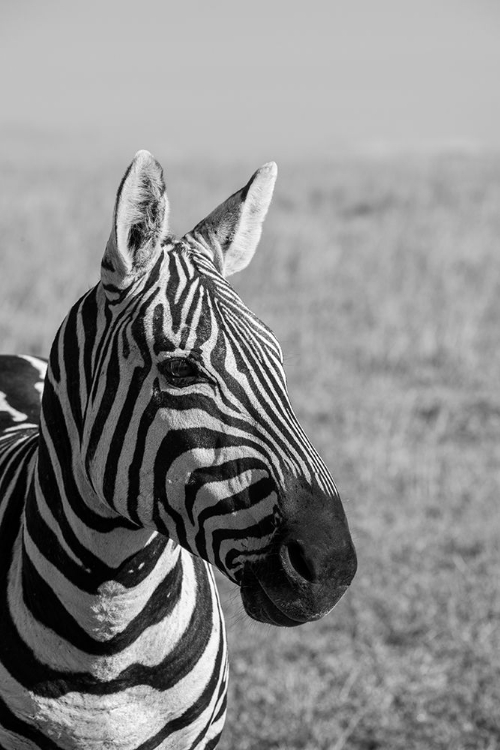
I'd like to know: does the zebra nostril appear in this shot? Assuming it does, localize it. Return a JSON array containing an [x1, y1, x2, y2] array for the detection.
[[282, 540, 317, 583]]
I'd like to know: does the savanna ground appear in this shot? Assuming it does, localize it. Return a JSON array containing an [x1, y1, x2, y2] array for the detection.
[[1, 144, 499, 749]]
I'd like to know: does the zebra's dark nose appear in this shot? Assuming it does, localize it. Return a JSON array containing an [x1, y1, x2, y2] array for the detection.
[[280, 524, 357, 588], [277, 479, 357, 591]]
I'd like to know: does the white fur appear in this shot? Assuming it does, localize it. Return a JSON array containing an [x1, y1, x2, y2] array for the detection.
[[20, 355, 47, 396], [0, 392, 26, 423]]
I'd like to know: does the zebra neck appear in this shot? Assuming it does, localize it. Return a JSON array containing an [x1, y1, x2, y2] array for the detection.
[[22, 408, 183, 637], [33, 418, 165, 558], [22, 461, 183, 643], [35, 348, 169, 572]]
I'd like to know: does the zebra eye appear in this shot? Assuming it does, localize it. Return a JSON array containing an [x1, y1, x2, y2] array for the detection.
[[159, 358, 199, 386]]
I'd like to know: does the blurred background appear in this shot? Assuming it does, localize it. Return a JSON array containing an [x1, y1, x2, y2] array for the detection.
[[1, 2, 500, 749]]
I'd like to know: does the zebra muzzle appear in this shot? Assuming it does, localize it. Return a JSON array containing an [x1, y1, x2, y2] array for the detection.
[[239, 485, 357, 627], [239, 534, 356, 627]]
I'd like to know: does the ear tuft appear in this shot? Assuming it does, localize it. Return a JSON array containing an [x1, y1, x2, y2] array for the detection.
[[186, 162, 277, 277], [102, 150, 170, 290]]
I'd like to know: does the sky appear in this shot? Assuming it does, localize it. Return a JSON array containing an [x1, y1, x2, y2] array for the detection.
[[1, 0, 500, 163]]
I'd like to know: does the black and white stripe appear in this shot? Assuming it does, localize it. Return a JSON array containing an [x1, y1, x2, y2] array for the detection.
[[0, 151, 356, 749]]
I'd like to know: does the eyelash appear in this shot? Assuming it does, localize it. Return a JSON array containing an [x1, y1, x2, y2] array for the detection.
[[158, 357, 200, 387]]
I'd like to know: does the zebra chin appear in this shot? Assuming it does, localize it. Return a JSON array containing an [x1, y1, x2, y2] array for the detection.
[[239, 565, 352, 628], [240, 572, 307, 627]]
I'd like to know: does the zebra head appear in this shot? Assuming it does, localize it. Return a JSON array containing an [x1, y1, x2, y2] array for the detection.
[[85, 150, 356, 627]]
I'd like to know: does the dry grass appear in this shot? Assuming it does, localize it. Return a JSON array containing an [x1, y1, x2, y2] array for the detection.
[[1, 149, 499, 749]]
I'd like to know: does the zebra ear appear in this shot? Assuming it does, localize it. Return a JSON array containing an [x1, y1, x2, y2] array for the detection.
[[102, 150, 170, 290], [188, 162, 277, 277]]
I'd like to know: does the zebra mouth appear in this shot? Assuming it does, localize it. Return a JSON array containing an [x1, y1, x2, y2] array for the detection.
[[240, 569, 304, 628]]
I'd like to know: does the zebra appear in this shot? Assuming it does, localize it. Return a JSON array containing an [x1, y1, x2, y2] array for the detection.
[[0, 150, 357, 750]]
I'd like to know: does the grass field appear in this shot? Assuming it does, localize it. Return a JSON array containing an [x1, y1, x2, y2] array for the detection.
[[1, 148, 499, 749]]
